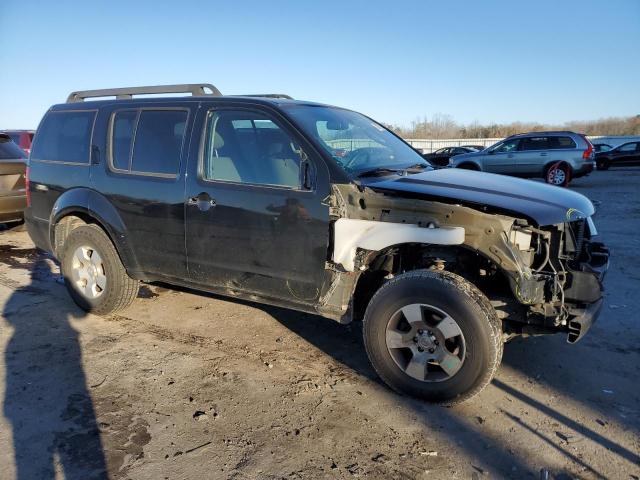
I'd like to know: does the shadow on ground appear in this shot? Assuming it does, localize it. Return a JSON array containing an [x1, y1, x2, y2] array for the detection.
[[2, 257, 108, 480]]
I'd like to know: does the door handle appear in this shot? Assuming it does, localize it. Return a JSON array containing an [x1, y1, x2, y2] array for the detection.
[[540, 152, 548, 156], [187, 193, 216, 211]]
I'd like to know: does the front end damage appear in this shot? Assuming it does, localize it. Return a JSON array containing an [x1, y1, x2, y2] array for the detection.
[[316, 183, 609, 344]]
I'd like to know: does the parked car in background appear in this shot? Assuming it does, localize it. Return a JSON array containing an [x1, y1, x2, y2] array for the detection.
[[25, 84, 608, 405], [449, 131, 595, 186], [1, 130, 35, 155], [422, 146, 480, 167], [593, 143, 612, 153], [595, 141, 640, 170], [0, 133, 27, 224]]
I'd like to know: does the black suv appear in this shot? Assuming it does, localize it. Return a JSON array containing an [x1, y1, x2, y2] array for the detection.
[[25, 84, 609, 405]]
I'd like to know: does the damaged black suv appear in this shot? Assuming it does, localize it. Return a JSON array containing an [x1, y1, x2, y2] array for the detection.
[[25, 84, 609, 405]]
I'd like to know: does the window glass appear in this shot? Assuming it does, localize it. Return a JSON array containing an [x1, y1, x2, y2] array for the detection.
[[0, 135, 27, 159], [618, 142, 637, 152], [131, 110, 187, 175], [284, 105, 428, 174], [203, 110, 302, 188], [550, 136, 576, 149], [493, 138, 520, 153], [111, 111, 137, 170], [520, 137, 549, 151], [31, 111, 95, 163]]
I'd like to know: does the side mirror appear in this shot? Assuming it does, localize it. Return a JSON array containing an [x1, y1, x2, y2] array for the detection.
[[487, 150, 496, 155]]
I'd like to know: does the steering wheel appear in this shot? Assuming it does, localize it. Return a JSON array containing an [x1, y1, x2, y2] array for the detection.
[[343, 148, 373, 169]]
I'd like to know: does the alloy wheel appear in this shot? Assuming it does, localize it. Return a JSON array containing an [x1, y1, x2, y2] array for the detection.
[[385, 303, 466, 382]]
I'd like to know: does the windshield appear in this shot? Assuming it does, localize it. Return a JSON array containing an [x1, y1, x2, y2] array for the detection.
[[284, 105, 428, 175]]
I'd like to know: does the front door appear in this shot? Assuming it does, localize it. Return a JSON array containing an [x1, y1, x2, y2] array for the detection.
[[485, 138, 520, 173], [185, 105, 331, 304]]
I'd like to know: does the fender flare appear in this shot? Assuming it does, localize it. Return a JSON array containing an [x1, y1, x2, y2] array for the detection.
[[333, 218, 465, 272], [50, 187, 141, 274]]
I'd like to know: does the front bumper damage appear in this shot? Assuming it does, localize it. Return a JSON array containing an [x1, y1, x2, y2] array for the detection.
[[564, 241, 609, 343]]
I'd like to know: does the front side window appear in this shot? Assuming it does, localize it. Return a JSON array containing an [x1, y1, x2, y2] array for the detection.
[[618, 142, 638, 152], [202, 110, 303, 188], [284, 105, 427, 175], [109, 109, 187, 176], [31, 110, 96, 163], [492, 138, 520, 153]]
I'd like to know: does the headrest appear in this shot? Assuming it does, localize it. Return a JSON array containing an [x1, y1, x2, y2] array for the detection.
[[211, 131, 224, 149]]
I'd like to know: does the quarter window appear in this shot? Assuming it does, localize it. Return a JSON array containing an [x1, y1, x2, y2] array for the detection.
[[31, 110, 96, 163], [109, 109, 187, 176], [203, 110, 303, 188], [550, 136, 576, 149]]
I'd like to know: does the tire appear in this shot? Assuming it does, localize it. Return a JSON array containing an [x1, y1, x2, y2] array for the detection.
[[596, 159, 610, 171], [363, 270, 502, 406], [60, 224, 138, 315], [545, 162, 571, 187]]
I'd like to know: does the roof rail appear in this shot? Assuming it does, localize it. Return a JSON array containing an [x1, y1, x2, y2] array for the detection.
[[66, 83, 222, 103], [240, 94, 294, 99]]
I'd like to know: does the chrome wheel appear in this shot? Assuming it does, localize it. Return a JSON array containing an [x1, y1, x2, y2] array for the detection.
[[71, 245, 107, 299], [385, 304, 466, 382], [548, 167, 566, 185]]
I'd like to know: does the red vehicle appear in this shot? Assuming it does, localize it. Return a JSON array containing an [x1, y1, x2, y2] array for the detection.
[[1, 130, 35, 155]]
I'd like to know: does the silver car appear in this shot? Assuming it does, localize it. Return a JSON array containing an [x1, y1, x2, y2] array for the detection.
[[449, 131, 596, 186]]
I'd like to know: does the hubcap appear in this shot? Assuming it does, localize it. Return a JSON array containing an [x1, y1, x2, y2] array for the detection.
[[71, 246, 107, 299], [549, 168, 566, 185], [385, 304, 466, 382]]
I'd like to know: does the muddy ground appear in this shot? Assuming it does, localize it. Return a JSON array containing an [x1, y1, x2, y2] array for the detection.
[[0, 169, 638, 480]]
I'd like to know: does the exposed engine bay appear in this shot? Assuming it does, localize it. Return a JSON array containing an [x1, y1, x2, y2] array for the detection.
[[318, 183, 609, 344]]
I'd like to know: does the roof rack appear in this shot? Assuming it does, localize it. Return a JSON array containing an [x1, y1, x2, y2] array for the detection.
[[66, 83, 222, 103], [240, 94, 294, 99]]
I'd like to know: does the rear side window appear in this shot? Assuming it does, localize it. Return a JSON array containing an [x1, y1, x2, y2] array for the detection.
[[31, 111, 96, 163], [0, 135, 27, 159], [549, 136, 577, 149], [520, 137, 550, 151], [109, 109, 188, 176]]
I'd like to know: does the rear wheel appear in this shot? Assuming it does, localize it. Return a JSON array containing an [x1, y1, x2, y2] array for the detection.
[[60, 224, 138, 314], [545, 162, 571, 187], [363, 270, 502, 405]]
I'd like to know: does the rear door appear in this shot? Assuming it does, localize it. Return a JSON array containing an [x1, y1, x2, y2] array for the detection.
[[184, 103, 330, 304], [90, 103, 194, 278]]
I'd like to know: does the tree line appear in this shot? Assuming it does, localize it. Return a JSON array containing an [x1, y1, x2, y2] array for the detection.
[[388, 114, 640, 139]]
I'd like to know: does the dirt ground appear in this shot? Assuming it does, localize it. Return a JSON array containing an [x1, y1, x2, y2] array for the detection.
[[0, 169, 638, 480]]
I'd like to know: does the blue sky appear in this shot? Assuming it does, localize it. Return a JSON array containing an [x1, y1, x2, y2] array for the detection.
[[1, 0, 639, 129]]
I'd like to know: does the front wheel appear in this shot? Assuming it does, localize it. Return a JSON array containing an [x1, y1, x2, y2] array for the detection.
[[363, 270, 502, 405], [596, 159, 610, 171], [60, 224, 139, 315]]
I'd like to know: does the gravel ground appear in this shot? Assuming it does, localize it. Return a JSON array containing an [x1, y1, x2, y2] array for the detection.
[[0, 169, 638, 480]]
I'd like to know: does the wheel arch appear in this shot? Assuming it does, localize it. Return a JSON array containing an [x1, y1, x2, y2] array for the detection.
[[50, 188, 141, 276], [456, 161, 481, 171], [351, 242, 510, 321]]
